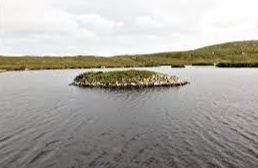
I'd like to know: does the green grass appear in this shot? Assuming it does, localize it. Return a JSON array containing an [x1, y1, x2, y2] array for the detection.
[[74, 70, 156, 84], [1, 40, 258, 70]]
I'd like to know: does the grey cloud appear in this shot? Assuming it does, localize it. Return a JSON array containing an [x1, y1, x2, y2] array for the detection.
[[1, 0, 258, 56]]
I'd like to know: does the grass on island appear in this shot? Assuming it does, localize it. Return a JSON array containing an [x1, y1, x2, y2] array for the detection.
[[1, 40, 258, 70], [74, 70, 157, 84]]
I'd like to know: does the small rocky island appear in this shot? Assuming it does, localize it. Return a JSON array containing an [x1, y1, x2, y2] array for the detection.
[[72, 70, 189, 88]]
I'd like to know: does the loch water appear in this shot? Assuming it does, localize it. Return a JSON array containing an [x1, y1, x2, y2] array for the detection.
[[0, 66, 258, 168]]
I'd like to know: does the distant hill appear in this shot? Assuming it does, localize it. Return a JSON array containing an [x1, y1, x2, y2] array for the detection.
[[119, 40, 258, 65], [1, 40, 258, 70], [196, 40, 258, 53], [194, 40, 258, 58]]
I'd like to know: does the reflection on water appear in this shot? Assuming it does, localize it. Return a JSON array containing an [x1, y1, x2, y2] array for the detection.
[[0, 66, 258, 168]]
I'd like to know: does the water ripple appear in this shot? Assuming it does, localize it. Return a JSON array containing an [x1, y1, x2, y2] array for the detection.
[[1, 67, 258, 168]]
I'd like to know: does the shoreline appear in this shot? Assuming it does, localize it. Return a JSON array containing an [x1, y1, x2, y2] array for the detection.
[[72, 81, 189, 89], [1, 64, 258, 73]]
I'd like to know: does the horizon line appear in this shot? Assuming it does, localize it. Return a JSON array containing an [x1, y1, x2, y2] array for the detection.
[[1, 39, 257, 57]]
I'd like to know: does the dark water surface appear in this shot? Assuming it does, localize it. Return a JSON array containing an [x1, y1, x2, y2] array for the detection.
[[0, 66, 258, 168]]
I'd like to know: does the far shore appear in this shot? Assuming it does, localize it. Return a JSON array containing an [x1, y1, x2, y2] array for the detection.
[[1, 63, 258, 73], [1, 41, 258, 71]]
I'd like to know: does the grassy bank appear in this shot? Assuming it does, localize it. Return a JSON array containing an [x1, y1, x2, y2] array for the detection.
[[192, 62, 214, 66], [1, 40, 258, 70], [216, 62, 258, 67], [171, 64, 185, 68]]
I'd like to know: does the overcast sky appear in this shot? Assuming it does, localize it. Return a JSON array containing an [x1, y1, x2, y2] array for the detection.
[[1, 0, 258, 56]]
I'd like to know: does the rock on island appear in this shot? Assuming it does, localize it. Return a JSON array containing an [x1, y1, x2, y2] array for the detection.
[[72, 70, 189, 88]]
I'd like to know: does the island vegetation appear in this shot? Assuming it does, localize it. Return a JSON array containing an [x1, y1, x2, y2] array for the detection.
[[1, 40, 258, 71], [72, 70, 189, 88]]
